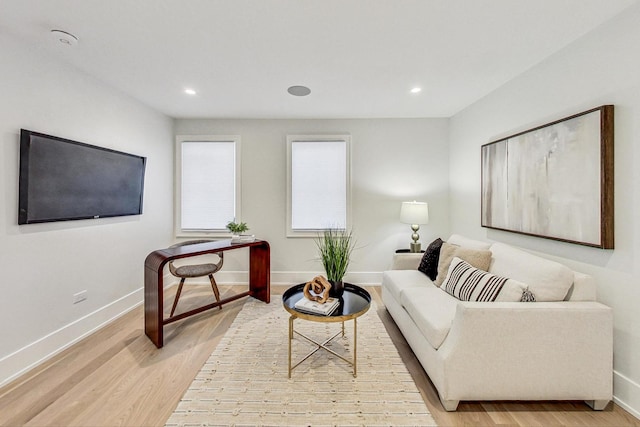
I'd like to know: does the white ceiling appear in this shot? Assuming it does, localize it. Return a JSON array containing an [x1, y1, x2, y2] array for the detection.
[[1, 0, 637, 119]]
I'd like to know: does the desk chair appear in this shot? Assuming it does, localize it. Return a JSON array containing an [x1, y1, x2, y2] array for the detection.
[[168, 240, 224, 317]]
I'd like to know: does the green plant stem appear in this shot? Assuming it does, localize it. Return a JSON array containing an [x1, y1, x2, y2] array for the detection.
[[315, 229, 355, 282]]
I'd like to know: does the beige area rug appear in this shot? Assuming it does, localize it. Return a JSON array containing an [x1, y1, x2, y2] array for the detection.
[[166, 296, 437, 427]]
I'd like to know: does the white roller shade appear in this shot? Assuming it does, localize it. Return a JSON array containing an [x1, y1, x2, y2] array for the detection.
[[180, 140, 236, 230], [290, 140, 347, 230]]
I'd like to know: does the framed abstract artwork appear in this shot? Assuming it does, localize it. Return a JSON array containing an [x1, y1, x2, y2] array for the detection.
[[481, 105, 614, 249]]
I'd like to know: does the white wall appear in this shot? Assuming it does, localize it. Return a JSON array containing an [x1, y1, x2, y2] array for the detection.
[[449, 4, 640, 416], [0, 36, 174, 385], [175, 118, 449, 284]]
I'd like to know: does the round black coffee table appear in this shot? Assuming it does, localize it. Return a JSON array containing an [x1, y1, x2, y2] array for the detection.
[[283, 283, 371, 377]]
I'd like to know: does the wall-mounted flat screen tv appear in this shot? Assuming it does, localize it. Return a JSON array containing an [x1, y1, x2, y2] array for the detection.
[[19, 129, 146, 224]]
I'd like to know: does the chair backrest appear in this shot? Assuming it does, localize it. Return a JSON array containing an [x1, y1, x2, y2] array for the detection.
[[168, 240, 223, 275]]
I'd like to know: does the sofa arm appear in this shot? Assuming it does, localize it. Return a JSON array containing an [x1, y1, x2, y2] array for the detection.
[[392, 253, 422, 270], [438, 301, 613, 402]]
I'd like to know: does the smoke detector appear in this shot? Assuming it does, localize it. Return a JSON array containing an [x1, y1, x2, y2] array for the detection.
[[50, 29, 78, 46], [287, 85, 311, 97]]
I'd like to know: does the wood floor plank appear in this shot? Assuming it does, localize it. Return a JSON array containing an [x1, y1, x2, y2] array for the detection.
[[0, 284, 638, 426]]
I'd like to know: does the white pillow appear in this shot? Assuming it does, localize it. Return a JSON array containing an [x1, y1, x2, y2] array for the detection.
[[488, 242, 573, 302], [442, 257, 529, 302]]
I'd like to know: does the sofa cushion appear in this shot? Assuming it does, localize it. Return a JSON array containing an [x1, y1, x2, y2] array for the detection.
[[448, 234, 492, 251], [434, 242, 492, 286], [418, 237, 443, 280], [400, 286, 458, 349], [488, 242, 573, 302], [382, 269, 434, 302], [442, 257, 528, 302]]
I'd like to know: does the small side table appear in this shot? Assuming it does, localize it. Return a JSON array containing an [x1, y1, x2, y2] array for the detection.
[[395, 248, 425, 253], [282, 283, 371, 378]]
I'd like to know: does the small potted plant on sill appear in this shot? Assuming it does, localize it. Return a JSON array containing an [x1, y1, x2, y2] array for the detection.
[[227, 221, 254, 243], [226, 221, 249, 234], [316, 228, 355, 297]]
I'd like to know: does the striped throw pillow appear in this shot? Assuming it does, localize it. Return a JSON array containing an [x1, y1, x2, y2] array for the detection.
[[442, 257, 530, 302]]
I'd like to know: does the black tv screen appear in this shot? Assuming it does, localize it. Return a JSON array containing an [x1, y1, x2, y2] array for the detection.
[[19, 129, 146, 224]]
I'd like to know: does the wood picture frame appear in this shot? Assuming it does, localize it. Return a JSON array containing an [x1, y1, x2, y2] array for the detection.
[[481, 105, 614, 249]]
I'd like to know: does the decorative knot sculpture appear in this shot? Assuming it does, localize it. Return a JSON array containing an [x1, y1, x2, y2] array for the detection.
[[303, 275, 332, 304]]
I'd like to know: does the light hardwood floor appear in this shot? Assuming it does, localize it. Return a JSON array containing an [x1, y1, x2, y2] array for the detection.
[[1, 284, 638, 427]]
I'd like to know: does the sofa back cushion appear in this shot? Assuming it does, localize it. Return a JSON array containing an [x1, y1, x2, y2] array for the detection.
[[448, 234, 492, 251], [488, 242, 573, 301], [564, 271, 597, 301], [443, 257, 528, 302]]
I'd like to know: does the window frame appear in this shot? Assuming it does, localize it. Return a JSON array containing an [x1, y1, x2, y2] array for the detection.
[[174, 135, 242, 238], [286, 134, 351, 238]]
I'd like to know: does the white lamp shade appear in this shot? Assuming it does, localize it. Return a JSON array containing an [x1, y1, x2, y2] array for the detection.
[[400, 201, 429, 225]]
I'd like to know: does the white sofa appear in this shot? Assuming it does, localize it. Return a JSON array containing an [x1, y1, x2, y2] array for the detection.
[[381, 234, 613, 411]]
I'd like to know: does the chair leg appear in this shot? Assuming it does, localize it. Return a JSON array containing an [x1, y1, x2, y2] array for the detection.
[[170, 278, 185, 317], [209, 274, 222, 309]]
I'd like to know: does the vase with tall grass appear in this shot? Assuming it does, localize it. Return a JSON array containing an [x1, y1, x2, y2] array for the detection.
[[316, 228, 355, 297]]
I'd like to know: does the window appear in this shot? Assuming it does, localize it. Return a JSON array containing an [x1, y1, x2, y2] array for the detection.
[[287, 135, 351, 237], [175, 135, 241, 237]]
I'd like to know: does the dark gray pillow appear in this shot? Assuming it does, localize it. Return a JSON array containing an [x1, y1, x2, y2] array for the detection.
[[418, 238, 443, 281]]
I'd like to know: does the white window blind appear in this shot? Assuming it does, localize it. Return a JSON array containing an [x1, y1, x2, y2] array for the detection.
[[177, 137, 239, 234], [288, 136, 350, 235]]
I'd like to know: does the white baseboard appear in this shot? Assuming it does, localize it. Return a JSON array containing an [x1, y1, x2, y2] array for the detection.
[[614, 370, 640, 420], [0, 288, 143, 388], [213, 270, 383, 286]]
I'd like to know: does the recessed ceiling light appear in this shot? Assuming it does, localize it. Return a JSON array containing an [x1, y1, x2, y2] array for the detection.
[[184, 88, 197, 95], [287, 85, 311, 96], [50, 29, 78, 46], [410, 87, 422, 94]]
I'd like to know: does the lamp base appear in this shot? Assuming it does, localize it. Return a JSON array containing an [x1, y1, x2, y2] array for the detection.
[[410, 242, 421, 253]]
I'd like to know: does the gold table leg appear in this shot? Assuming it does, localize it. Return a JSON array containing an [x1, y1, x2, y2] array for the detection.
[[288, 315, 294, 378], [353, 317, 357, 377], [289, 318, 358, 378]]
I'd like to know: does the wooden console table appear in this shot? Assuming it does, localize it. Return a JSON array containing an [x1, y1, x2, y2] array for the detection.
[[144, 239, 270, 348]]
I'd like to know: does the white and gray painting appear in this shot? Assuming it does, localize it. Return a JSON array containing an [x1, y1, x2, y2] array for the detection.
[[482, 110, 601, 245]]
